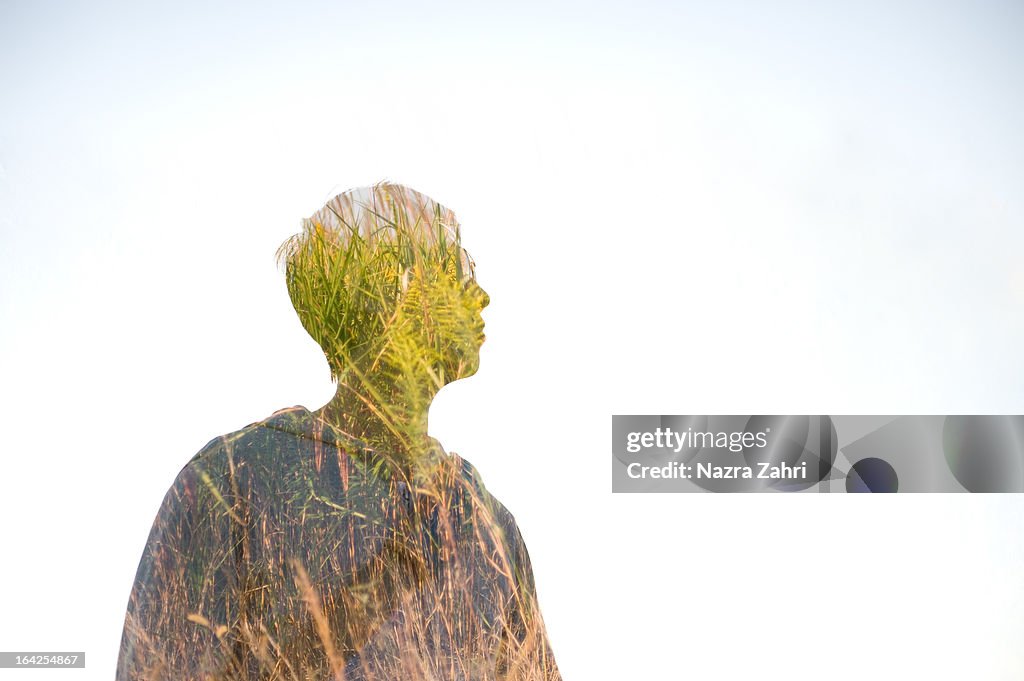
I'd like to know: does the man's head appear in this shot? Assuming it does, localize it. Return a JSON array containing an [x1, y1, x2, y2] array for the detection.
[[276, 182, 490, 393]]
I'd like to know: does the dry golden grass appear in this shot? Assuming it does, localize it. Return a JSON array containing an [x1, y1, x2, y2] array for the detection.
[[116, 412, 562, 681]]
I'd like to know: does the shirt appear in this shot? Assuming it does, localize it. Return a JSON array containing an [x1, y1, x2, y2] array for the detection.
[[116, 406, 562, 681]]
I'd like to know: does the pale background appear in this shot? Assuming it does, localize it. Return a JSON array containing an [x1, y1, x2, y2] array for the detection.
[[2, 1, 1023, 679]]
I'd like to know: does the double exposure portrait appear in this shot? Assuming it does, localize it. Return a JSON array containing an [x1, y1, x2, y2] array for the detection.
[[116, 183, 562, 681]]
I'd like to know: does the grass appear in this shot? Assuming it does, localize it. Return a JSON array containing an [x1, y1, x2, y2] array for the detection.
[[117, 183, 561, 680]]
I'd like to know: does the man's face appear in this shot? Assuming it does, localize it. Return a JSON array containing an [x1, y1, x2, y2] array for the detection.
[[457, 277, 490, 377], [390, 267, 491, 385]]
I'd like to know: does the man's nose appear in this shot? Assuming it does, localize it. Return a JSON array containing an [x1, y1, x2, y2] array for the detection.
[[467, 280, 490, 309]]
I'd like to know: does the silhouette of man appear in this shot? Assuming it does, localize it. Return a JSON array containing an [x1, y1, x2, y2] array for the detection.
[[116, 182, 563, 681]]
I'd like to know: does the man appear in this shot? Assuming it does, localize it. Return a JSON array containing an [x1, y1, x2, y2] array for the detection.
[[116, 182, 562, 681]]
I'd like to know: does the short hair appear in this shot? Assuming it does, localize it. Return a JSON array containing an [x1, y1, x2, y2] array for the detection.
[[276, 181, 476, 382]]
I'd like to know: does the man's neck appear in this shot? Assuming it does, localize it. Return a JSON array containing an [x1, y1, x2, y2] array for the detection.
[[312, 371, 443, 480]]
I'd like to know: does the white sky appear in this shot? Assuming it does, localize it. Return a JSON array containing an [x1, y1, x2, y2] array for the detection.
[[1, 1, 1023, 679]]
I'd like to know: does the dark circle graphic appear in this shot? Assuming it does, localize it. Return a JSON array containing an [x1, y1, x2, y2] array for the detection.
[[846, 457, 898, 493]]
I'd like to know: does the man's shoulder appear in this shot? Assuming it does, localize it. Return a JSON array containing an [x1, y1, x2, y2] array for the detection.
[[445, 452, 497, 505], [446, 453, 523, 541], [185, 405, 316, 466], [448, 451, 484, 489]]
